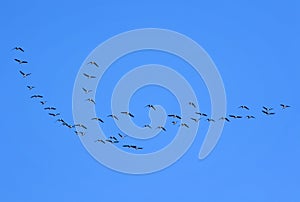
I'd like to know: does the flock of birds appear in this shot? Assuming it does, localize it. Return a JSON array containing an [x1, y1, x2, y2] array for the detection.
[[12, 46, 292, 152]]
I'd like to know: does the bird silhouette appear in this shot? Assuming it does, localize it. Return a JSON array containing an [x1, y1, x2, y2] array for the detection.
[[229, 115, 243, 119], [30, 94, 43, 98], [280, 104, 290, 109], [82, 87, 92, 94], [168, 114, 182, 119], [181, 123, 189, 128], [26, 86, 35, 90], [86, 98, 96, 105], [19, 70, 31, 78], [121, 111, 134, 118], [91, 117, 104, 123], [48, 113, 60, 117], [195, 112, 208, 117], [107, 114, 119, 120], [12, 47, 24, 52], [144, 124, 152, 129], [73, 124, 87, 129], [239, 105, 249, 110], [15, 59, 28, 64], [88, 61, 99, 67], [83, 73, 96, 79], [44, 107, 56, 110], [189, 102, 196, 108], [219, 117, 230, 122], [207, 118, 215, 122], [157, 126, 166, 131], [145, 104, 156, 110], [245, 115, 255, 119], [190, 117, 200, 122]]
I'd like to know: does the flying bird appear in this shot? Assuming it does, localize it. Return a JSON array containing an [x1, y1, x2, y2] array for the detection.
[[56, 119, 65, 123], [280, 104, 291, 109], [12, 47, 24, 52], [157, 126, 166, 131], [123, 145, 131, 148], [121, 111, 134, 118], [229, 115, 243, 119], [73, 124, 87, 129], [40, 101, 47, 105], [219, 117, 230, 122], [263, 106, 274, 111], [83, 73, 96, 79], [145, 104, 156, 110], [245, 115, 255, 119], [62, 122, 73, 128], [86, 98, 96, 105], [195, 112, 208, 117], [109, 136, 118, 141], [27, 86, 35, 90], [107, 114, 119, 120], [30, 94, 43, 98], [144, 124, 152, 129], [118, 133, 127, 139], [168, 114, 182, 119], [82, 87, 92, 94], [91, 117, 104, 123], [95, 139, 105, 144], [88, 61, 99, 67], [262, 110, 275, 115], [207, 118, 215, 122], [190, 117, 200, 122], [189, 102, 196, 108], [181, 123, 189, 128], [171, 121, 178, 125], [19, 70, 31, 78], [15, 59, 28, 64], [239, 105, 249, 110], [48, 113, 60, 117], [44, 107, 56, 110], [75, 131, 86, 136]]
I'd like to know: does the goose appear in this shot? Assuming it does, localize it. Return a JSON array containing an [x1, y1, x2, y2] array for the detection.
[[263, 106, 274, 111], [56, 119, 65, 123], [123, 145, 131, 148], [246, 115, 255, 119], [26, 86, 35, 90], [206, 118, 215, 122], [121, 111, 134, 118], [95, 139, 105, 144], [262, 110, 275, 115], [62, 122, 73, 128], [168, 114, 182, 119], [195, 112, 208, 117], [109, 136, 118, 141], [106, 139, 113, 143], [181, 123, 189, 128], [83, 73, 96, 79], [48, 113, 60, 117], [91, 117, 104, 123], [239, 105, 249, 110], [15, 59, 28, 64], [73, 124, 87, 129], [190, 117, 200, 122], [30, 94, 43, 98], [75, 131, 86, 136], [40, 101, 47, 105], [88, 61, 99, 67], [82, 87, 92, 94], [189, 102, 196, 108], [219, 117, 230, 122], [144, 124, 152, 129], [118, 133, 127, 139], [280, 104, 291, 109], [171, 121, 178, 125], [145, 104, 156, 110], [86, 98, 96, 105], [44, 107, 56, 110], [107, 114, 119, 120], [12, 47, 24, 52], [157, 126, 166, 131], [229, 115, 243, 119], [19, 70, 31, 78]]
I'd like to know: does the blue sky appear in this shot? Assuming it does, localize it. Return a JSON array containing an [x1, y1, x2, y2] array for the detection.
[[1, 0, 300, 201]]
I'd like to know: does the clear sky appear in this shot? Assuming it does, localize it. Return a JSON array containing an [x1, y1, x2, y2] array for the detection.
[[1, 0, 300, 201]]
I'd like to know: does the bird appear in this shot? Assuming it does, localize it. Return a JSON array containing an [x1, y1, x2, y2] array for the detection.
[[48, 113, 60, 117], [171, 121, 178, 125], [239, 105, 249, 110], [62, 122, 73, 128], [30, 94, 43, 98], [88, 61, 99, 67], [95, 139, 105, 144], [144, 124, 152, 129], [123, 145, 131, 148], [26, 86, 35, 90], [40, 101, 47, 105], [121, 111, 134, 118], [262, 110, 275, 115], [19, 70, 31, 78], [190, 117, 200, 122], [75, 131, 86, 136], [189, 102, 197, 108], [245, 115, 255, 119], [86, 98, 96, 105], [73, 124, 87, 129], [118, 133, 127, 139], [280, 104, 291, 109], [12, 47, 24, 52], [145, 104, 156, 110], [181, 123, 189, 128], [82, 87, 92, 94], [262, 106, 274, 111], [56, 119, 65, 123], [83, 73, 96, 79], [107, 114, 119, 120], [219, 117, 230, 122], [105, 139, 114, 143], [91, 117, 104, 123], [109, 136, 118, 141], [44, 107, 56, 110], [229, 115, 243, 119], [195, 112, 208, 117], [15, 59, 28, 64], [207, 118, 215, 122], [168, 114, 182, 119], [157, 126, 166, 131]]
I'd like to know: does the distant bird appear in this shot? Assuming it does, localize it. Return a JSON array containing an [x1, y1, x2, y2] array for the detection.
[[62, 122, 73, 128], [219, 117, 230, 122], [229, 115, 243, 119], [15, 59, 28, 64], [44, 107, 56, 110], [48, 113, 60, 117], [136, 147, 143, 150], [56, 119, 65, 123], [88, 61, 99, 67], [105, 139, 114, 143], [130, 145, 137, 150], [239, 105, 249, 110], [83, 73, 96, 79], [245, 115, 255, 119], [73, 124, 87, 129], [86, 98, 96, 105], [263, 106, 274, 111], [144, 124, 152, 129], [27, 86, 35, 90], [280, 104, 291, 109], [75, 131, 86, 136], [195, 112, 208, 117], [19, 70, 31, 78], [121, 111, 134, 118], [207, 118, 215, 122], [40, 101, 47, 105], [190, 117, 200, 122], [189, 102, 196, 108], [123, 145, 131, 148], [12, 47, 24, 52], [118, 133, 127, 139], [157, 126, 166, 131], [171, 121, 178, 125], [168, 114, 182, 119], [30, 94, 43, 98], [91, 117, 104, 123], [82, 87, 92, 94], [109, 136, 118, 141], [107, 114, 119, 120], [95, 139, 105, 144], [145, 104, 156, 110], [181, 123, 189, 128], [262, 110, 275, 115]]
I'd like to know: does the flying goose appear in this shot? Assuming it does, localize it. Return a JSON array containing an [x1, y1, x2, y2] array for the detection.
[[44, 107, 56, 110], [157, 126, 166, 131], [171, 121, 178, 125], [229, 115, 243, 119], [86, 98, 96, 105], [262, 110, 275, 115], [189, 102, 196, 108], [109, 136, 118, 141], [195, 112, 208, 117], [15, 59, 28, 64], [190, 117, 200, 122], [73, 124, 87, 129], [91, 117, 104, 123], [83, 73, 96, 79], [30, 95, 43, 98], [262, 106, 274, 111], [88, 61, 99, 67], [280, 104, 291, 109], [48, 113, 60, 117], [12, 47, 24, 52], [245, 115, 255, 119], [181, 123, 189, 128], [145, 104, 156, 110], [206, 118, 215, 122], [40, 101, 47, 105], [27, 86, 35, 90], [118, 133, 127, 139], [168, 114, 182, 119], [121, 111, 134, 118], [107, 114, 119, 120], [144, 124, 152, 129], [95, 139, 105, 144], [19, 70, 31, 78], [239, 105, 249, 110], [219, 117, 230, 122], [82, 87, 92, 94]]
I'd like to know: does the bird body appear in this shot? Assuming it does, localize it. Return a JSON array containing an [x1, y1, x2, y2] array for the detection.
[[19, 70, 31, 78], [107, 114, 119, 120], [145, 104, 156, 110], [121, 111, 134, 117], [15, 59, 28, 64], [91, 117, 104, 123], [88, 61, 99, 67], [83, 73, 96, 79]]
